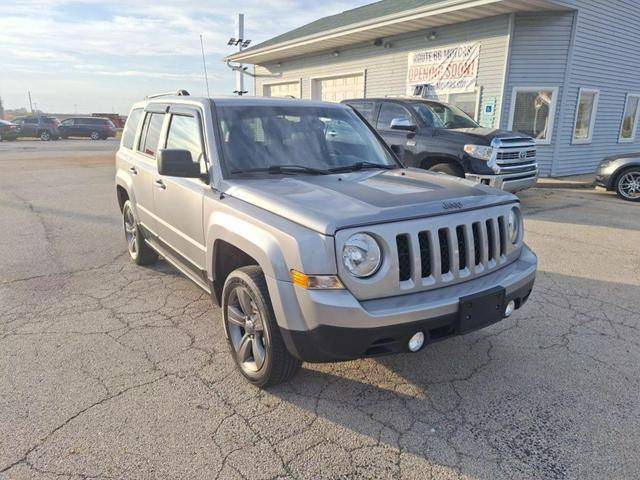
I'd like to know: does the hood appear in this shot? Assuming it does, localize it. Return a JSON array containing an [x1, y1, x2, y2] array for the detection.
[[223, 169, 517, 235], [447, 128, 531, 144]]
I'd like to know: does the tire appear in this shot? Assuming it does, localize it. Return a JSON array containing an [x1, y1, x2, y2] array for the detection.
[[222, 266, 301, 387], [90, 131, 101, 140], [614, 167, 640, 202], [40, 130, 51, 141], [430, 162, 465, 178], [122, 200, 159, 265]]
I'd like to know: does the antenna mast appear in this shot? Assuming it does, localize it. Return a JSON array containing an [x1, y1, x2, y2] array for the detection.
[[200, 34, 211, 98]]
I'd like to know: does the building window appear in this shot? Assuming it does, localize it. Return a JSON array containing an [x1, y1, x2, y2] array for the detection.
[[572, 88, 600, 144], [509, 87, 559, 145], [619, 93, 640, 143]]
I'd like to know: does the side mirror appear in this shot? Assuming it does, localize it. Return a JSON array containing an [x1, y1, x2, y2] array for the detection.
[[390, 117, 417, 132], [390, 144, 405, 161], [157, 149, 201, 178]]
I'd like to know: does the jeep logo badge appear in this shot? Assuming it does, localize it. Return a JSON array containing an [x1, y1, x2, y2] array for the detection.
[[442, 201, 463, 210]]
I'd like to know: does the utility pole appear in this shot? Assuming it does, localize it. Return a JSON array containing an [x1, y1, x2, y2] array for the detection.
[[28, 91, 33, 113], [234, 14, 248, 96]]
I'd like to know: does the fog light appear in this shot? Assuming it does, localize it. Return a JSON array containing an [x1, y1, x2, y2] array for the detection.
[[408, 332, 425, 352], [504, 300, 516, 317]]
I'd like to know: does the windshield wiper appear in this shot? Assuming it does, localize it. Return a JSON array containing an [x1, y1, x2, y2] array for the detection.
[[328, 162, 396, 173], [232, 165, 328, 175]]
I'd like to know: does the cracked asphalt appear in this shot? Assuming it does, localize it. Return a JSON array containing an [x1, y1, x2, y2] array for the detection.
[[1, 140, 639, 479]]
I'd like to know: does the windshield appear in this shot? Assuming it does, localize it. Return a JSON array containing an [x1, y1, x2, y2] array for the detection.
[[412, 102, 479, 129], [215, 105, 398, 176]]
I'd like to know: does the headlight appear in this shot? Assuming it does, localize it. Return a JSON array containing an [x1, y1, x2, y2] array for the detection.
[[464, 144, 494, 161], [507, 208, 521, 244], [342, 233, 382, 278]]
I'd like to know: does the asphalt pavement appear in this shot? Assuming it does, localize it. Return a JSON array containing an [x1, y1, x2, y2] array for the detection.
[[1, 140, 638, 479]]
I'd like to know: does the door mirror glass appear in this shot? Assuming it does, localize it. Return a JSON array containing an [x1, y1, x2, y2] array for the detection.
[[390, 117, 417, 132], [157, 149, 201, 178]]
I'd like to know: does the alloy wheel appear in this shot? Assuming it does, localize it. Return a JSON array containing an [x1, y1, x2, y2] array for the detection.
[[124, 206, 137, 257], [618, 171, 640, 200], [226, 286, 267, 373], [91, 131, 100, 140]]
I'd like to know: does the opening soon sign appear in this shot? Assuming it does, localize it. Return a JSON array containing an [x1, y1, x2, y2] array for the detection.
[[407, 43, 480, 95]]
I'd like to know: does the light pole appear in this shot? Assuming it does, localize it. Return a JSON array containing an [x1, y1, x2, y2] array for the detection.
[[228, 14, 251, 96]]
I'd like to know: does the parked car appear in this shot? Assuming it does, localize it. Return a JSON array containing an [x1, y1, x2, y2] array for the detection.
[[0, 119, 18, 141], [59, 117, 117, 140], [595, 153, 640, 202], [116, 93, 537, 387], [342, 98, 538, 193], [12, 116, 61, 140]]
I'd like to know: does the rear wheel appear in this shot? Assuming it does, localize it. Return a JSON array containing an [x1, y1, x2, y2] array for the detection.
[[222, 266, 301, 387], [430, 162, 465, 178], [90, 131, 101, 140], [615, 167, 640, 202], [122, 200, 158, 265], [40, 130, 51, 141]]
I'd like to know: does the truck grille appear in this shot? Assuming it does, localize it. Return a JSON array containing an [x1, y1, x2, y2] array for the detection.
[[396, 215, 508, 284], [493, 137, 538, 177]]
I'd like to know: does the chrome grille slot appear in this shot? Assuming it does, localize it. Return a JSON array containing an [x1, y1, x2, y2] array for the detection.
[[396, 234, 411, 282], [438, 229, 451, 275], [418, 231, 431, 278]]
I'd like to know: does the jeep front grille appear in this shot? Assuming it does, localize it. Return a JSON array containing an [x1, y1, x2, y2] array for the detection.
[[396, 215, 507, 284]]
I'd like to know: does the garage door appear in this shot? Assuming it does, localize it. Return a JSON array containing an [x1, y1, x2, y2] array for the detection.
[[263, 82, 300, 98], [312, 73, 364, 103]]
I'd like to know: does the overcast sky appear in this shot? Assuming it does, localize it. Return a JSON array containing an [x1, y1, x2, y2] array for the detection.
[[0, 0, 371, 114]]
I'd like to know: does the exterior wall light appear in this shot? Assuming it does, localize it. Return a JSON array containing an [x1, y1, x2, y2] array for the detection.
[[427, 31, 437, 41]]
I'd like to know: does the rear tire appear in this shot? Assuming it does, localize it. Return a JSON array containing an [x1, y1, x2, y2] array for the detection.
[[614, 167, 640, 202], [222, 266, 301, 388], [40, 131, 51, 141], [430, 162, 465, 178], [90, 131, 101, 140], [122, 200, 159, 265]]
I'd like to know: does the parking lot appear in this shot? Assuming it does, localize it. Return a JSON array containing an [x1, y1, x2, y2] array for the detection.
[[1, 140, 638, 479]]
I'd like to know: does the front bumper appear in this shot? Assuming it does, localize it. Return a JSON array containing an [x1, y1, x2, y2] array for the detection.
[[271, 246, 537, 362], [466, 171, 538, 193]]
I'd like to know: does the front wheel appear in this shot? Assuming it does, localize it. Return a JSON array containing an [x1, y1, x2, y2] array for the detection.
[[90, 131, 101, 140], [429, 162, 465, 178], [122, 200, 158, 265], [222, 266, 301, 387], [40, 131, 51, 141], [615, 167, 640, 202]]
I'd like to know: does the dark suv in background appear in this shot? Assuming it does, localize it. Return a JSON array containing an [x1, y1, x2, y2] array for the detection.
[[0, 119, 19, 141], [59, 117, 117, 140], [343, 98, 538, 193], [12, 116, 61, 141]]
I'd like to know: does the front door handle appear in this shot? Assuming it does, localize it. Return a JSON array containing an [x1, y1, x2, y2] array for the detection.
[[129, 166, 138, 175], [154, 179, 166, 190]]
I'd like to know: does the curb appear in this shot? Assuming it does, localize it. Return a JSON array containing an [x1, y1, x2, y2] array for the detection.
[[534, 181, 595, 190]]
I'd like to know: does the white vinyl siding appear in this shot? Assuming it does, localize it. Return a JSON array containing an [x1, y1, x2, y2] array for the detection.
[[619, 94, 640, 143], [311, 72, 365, 103], [263, 81, 301, 98], [572, 88, 599, 144]]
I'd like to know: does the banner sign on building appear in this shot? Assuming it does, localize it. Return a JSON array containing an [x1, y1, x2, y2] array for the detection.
[[406, 43, 480, 95]]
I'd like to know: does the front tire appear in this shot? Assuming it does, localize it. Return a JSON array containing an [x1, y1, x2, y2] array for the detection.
[[122, 200, 158, 265], [90, 131, 101, 140], [222, 266, 301, 387], [430, 162, 465, 178], [40, 131, 51, 141], [615, 167, 640, 202]]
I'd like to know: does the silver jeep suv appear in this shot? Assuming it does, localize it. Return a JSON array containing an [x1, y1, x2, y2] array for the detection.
[[115, 92, 537, 387]]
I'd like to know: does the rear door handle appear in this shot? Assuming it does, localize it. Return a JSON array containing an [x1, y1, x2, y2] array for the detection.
[[129, 166, 138, 175], [154, 179, 166, 190]]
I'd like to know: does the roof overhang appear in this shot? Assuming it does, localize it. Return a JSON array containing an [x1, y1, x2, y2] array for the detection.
[[225, 0, 571, 65]]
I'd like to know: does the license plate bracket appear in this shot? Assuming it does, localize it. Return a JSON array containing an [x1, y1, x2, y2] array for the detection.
[[458, 287, 505, 334]]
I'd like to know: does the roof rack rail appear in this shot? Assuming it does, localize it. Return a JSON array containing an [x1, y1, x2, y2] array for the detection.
[[145, 89, 190, 99]]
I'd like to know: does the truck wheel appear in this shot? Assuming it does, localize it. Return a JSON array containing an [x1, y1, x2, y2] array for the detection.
[[614, 167, 640, 202], [40, 131, 51, 141], [222, 266, 301, 387], [122, 200, 158, 265], [430, 162, 465, 178]]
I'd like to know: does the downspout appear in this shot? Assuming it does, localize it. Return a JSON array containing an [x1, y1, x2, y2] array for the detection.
[[550, 9, 579, 177]]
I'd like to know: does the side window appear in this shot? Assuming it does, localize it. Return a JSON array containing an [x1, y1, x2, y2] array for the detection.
[[323, 118, 366, 146], [376, 103, 412, 130], [61, 119, 74, 126], [122, 108, 143, 150], [25, 117, 38, 124], [349, 102, 375, 122], [138, 112, 164, 157], [165, 115, 203, 163]]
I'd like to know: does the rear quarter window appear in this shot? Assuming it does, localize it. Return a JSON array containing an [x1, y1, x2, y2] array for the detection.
[[121, 109, 144, 150]]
